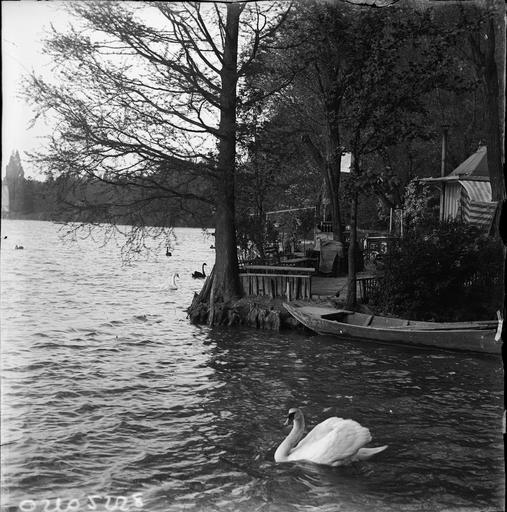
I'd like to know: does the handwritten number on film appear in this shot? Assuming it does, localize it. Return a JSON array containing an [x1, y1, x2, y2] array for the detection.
[[19, 493, 143, 511]]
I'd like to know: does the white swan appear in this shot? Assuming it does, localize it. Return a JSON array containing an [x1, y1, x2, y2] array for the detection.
[[274, 407, 387, 466], [168, 272, 179, 289]]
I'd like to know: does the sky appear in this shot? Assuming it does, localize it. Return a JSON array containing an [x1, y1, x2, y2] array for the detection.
[[2, 1, 72, 178], [1, 1, 224, 179]]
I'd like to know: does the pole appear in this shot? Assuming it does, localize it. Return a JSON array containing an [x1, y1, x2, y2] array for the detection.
[[441, 125, 449, 177], [440, 125, 449, 221], [346, 191, 358, 309]]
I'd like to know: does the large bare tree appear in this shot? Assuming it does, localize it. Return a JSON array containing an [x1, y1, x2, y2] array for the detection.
[[26, 1, 289, 324]]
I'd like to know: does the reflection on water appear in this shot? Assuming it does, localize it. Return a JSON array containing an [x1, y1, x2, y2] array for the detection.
[[0, 220, 504, 512]]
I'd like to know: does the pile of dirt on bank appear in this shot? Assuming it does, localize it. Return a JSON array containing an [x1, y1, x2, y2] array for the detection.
[[188, 296, 299, 330], [229, 297, 299, 330]]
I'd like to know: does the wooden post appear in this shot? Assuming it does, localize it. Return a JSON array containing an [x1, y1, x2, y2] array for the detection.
[[440, 125, 449, 221], [346, 191, 358, 309], [441, 125, 449, 177]]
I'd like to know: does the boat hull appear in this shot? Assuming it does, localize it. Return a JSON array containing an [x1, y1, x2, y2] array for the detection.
[[284, 304, 501, 354]]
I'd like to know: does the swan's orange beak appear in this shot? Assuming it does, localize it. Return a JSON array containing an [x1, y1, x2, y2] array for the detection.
[[283, 416, 291, 426]]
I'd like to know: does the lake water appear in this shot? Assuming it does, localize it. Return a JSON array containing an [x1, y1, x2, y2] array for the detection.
[[1, 219, 504, 512]]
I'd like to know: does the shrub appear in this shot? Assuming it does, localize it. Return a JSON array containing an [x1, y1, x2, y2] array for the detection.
[[369, 220, 504, 322]]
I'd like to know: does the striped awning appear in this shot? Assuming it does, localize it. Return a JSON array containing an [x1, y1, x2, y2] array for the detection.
[[418, 177, 496, 229], [464, 201, 498, 227], [459, 179, 496, 227], [460, 180, 492, 203]]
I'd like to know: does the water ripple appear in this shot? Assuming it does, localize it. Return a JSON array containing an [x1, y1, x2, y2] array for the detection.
[[0, 220, 503, 512]]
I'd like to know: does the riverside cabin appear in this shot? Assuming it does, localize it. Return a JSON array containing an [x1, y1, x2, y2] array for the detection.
[[420, 145, 497, 230]]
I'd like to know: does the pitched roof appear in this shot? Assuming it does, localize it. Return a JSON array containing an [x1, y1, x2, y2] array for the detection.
[[449, 146, 488, 177]]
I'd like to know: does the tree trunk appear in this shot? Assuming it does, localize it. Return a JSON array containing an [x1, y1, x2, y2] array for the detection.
[[328, 121, 344, 247], [208, 3, 243, 326], [187, 3, 243, 326], [468, 7, 505, 204], [483, 16, 505, 203], [301, 123, 344, 250], [345, 191, 358, 309], [327, 159, 344, 246]]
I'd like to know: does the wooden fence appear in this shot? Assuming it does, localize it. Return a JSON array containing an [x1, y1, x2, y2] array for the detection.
[[357, 276, 380, 302], [239, 265, 315, 300]]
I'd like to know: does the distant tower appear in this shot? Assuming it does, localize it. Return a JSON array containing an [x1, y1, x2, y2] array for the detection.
[[1, 183, 9, 213], [4, 151, 24, 212]]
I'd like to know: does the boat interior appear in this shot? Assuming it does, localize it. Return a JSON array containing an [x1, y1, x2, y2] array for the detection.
[[319, 310, 496, 330], [321, 311, 409, 327]]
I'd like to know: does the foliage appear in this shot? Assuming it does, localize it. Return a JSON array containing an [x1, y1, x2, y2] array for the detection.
[[236, 215, 279, 262], [236, 208, 315, 262], [236, 108, 321, 221], [234, 1, 503, 265], [402, 178, 439, 228], [369, 220, 504, 321], [2, 171, 212, 228], [269, 208, 315, 249], [244, 1, 503, 233]]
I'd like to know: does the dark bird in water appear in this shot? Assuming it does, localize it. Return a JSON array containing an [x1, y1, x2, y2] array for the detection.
[[166, 247, 172, 257], [192, 263, 207, 279], [210, 245, 215, 249], [15, 245, 24, 250]]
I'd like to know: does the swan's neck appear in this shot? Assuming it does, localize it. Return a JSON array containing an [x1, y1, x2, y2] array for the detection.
[[202, 264, 206, 275], [274, 417, 305, 462], [172, 275, 178, 286]]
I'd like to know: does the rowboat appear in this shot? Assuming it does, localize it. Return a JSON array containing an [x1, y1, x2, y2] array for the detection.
[[283, 303, 502, 354]]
